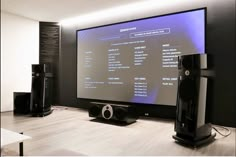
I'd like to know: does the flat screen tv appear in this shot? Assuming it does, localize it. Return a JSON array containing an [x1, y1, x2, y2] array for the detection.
[[76, 8, 206, 118]]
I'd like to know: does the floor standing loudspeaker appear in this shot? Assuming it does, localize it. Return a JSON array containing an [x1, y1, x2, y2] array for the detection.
[[173, 54, 216, 147], [89, 102, 139, 124], [31, 64, 53, 116]]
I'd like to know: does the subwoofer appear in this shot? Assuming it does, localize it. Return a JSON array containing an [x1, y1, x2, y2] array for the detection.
[[31, 64, 53, 116], [14, 92, 31, 114], [89, 102, 138, 124], [173, 54, 216, 147]]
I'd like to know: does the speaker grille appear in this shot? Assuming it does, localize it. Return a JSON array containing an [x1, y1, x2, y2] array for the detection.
[[89, 105, 101, 117], [179, 78, 195, 102], [182, 56, 193, 69], [114, 107, 127, 120]]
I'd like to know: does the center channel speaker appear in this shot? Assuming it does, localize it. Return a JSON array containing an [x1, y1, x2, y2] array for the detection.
[[173, 54, 216, 147], [89, 102, 139, 124]]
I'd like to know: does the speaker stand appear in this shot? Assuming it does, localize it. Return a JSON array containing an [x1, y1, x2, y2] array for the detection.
[[173, 133, 216, 147]]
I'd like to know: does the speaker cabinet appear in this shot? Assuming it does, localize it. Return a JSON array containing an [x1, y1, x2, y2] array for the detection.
[[89, 102, 138, 124], [173, 54, 215, 147], [14, 92, 31, 114], [31, 64, 53, 116]]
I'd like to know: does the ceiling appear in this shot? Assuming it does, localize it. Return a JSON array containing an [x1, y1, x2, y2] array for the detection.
[[1, 0, 144, 22]]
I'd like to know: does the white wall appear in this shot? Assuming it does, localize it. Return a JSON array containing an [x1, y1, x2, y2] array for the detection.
[[1, 12, 39, 112]]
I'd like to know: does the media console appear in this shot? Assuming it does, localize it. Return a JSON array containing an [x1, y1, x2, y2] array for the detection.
[[88, 102, 139, 124]]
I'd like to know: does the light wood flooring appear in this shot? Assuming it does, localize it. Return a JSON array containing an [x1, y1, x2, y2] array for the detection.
[[1, 106, 235, 156]]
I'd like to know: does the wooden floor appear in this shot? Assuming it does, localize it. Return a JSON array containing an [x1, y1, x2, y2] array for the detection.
[[1, 107, 235, 156]]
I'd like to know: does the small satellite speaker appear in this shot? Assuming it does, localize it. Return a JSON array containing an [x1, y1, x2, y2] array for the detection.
[[89, 102, 138, 124], [14, 92, 31, 114], [173, 54, 216, 147]]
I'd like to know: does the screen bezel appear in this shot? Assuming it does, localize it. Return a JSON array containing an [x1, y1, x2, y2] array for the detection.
[[76, 7, 207, 118]]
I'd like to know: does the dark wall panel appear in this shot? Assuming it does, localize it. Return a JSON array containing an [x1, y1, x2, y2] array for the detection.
[[205, 3, 236, 126], [40, 22, 60, 104], [59, 1, 236, 127], [59, 25, 78, 107]]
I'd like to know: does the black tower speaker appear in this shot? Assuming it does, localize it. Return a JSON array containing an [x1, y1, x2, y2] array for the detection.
[[173, 54, 216, 147], [30, 64, 53, 116], [89, 102, 139, 124], [14, 92, 31, 114]]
